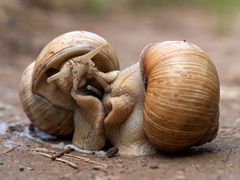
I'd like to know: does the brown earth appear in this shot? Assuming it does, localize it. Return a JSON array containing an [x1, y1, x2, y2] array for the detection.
[[0, 2, 240, 180]]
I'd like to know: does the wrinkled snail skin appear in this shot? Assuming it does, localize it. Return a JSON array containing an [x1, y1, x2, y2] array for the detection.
[[18, 31, 119, 150], [71, 88, 106, 150], [102, 63, 156, 155], [95, 41, 219, 155]]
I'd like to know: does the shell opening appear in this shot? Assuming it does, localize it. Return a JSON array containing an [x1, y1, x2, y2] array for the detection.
[[143, 74, 148, 91], [45, 68, 59, 78], [139, 43, 155, 91]]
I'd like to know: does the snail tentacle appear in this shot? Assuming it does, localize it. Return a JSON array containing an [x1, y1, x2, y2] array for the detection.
[[97, 71, 120, 84], [46, 44, 109, 95], [46, 65, 71, 83], [75, 43, 107, 63], [104, 95, 135, 127], [91, 71, 112, 93], [84, 68, 120, 94], [71, 63, 86, 93], [46, 44, 106, 82], [86, 85, 103, 97]]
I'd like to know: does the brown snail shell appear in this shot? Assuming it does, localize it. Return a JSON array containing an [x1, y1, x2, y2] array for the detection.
[[18, 31, 119, 136], [141, 41, 220, 152]]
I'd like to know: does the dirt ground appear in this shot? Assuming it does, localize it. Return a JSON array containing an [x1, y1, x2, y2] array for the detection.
[[0, 2, 240, 180]]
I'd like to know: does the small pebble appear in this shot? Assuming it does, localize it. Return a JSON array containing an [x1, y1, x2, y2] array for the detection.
[[106, 147, 118, 158], [27, 167, 35, 171], [59, 177, 71, 180], [120, 169, 125, 174], [149, 165, 159, 169], [175, 170, 185, 180], [93, 166, 101, 170], [19, 167, 24, 172]]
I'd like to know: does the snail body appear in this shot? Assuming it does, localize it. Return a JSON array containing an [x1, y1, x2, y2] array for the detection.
[[19, 31, 119, 150], [102, 63, 156, 155], [95, 41, 219, 155]]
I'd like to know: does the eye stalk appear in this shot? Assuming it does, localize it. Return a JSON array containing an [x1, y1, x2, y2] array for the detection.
[[46, 43, 107, 84]]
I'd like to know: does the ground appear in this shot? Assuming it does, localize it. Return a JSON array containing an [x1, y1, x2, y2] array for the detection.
[[0, 3, 240, 180]]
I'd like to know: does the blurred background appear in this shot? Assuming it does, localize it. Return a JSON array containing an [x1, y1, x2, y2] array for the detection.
[[0, 0, 240, 105], [1, 2, 240, 179]]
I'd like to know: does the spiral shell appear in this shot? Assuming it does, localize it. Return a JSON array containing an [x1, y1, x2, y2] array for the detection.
[[141, 41, 219, 151], [19, 31, 119, 136]]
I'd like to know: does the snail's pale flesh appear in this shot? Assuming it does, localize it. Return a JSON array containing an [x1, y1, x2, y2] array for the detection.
[[88, 41, 219, 155], [95, 63, 157, 155]]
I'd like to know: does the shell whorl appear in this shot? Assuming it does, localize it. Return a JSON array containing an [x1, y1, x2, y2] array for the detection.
[[141, 41, 220, 151], [19, 62, 74, 136]]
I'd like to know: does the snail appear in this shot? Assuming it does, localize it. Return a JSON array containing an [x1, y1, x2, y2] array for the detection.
[[67, 40, 219, 155], [18, 31, 119, 150]]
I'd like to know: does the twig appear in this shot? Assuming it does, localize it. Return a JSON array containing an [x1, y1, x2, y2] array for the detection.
[[224, 149, 232, 163], [31, 148, 108, 168], [1, 145, 19, 154], [36, 152, 78, 169], [65, 154, 108, 168], [51, 147, 73, 160], [31, 148, 56, 153]]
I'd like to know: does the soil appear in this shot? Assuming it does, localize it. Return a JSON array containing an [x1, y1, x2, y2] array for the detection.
[[0, 2, 240, 180]]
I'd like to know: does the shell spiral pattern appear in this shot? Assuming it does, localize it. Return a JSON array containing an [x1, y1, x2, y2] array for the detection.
[[141, 41, 220, 151]]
